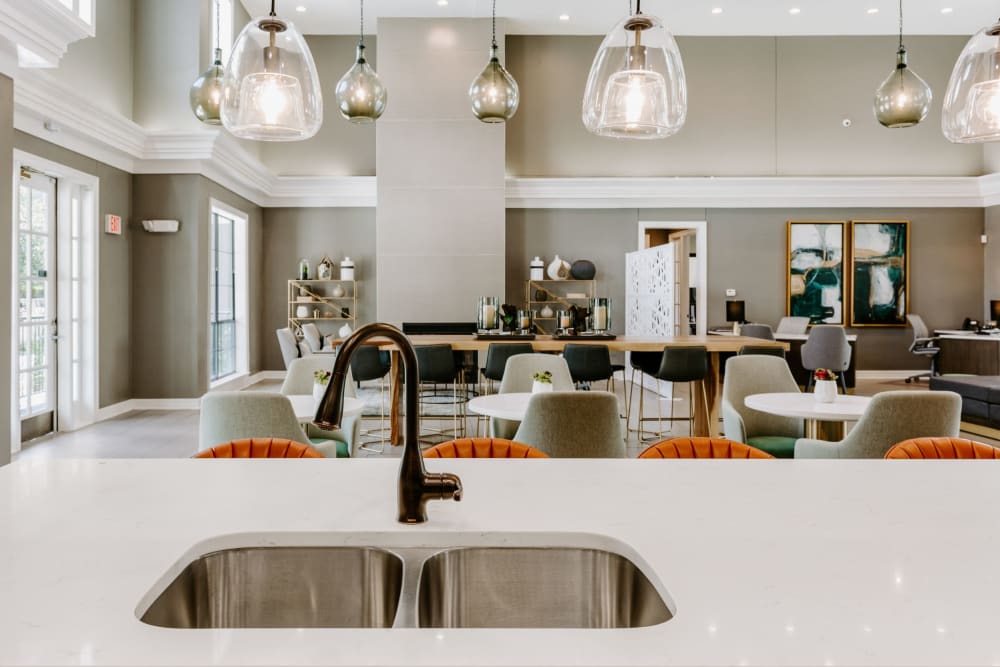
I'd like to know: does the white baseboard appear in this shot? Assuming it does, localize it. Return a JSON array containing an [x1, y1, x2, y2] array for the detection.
[[94, 372, 287, 423], [856, 370, 925, 381]]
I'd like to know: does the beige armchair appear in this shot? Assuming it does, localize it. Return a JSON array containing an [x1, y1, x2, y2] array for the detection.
[[722, 355, 804, 458]]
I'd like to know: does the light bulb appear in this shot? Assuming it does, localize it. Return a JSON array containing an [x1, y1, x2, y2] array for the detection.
[[969, 79, 1000, 133], [598, 68, 668, 135], [237, 71, 305, 132]]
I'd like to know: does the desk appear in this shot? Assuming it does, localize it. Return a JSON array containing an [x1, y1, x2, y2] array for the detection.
[[744, 392, 871, 440], [375, 335, 788, 444], [934, 330, 1000, 375]]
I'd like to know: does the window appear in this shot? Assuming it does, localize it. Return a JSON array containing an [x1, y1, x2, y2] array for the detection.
[[209, 201, 248, 385], [213, 0, 234, 64], [57, 0, 94, 25]]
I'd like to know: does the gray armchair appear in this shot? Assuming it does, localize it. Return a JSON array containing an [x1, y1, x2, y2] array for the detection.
[[795, 390, 961, 459], [722, 355, 804, 458], [740, 323, 775, 340], [513, 391, 625, 458], [490, 354, 574, 439], [280, 357, 361, 455], [276, 327, 303, 369], [801, 325, 851, 393]]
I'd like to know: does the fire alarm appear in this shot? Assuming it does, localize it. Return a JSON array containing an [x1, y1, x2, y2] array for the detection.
[[842, 118, 853, 128]]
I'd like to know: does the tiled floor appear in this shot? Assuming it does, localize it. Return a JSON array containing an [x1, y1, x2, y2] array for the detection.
[[14, 377, 998, 462]]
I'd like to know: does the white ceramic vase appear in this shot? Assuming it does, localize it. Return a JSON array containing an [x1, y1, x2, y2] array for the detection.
[[814, 380, 837, 404], [313, 381, 327, 403], [547, 254, 571, 280], [532, 380, 554, 394], [296, 305, 311, 318]]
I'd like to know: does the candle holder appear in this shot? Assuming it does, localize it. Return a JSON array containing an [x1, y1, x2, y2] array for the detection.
[[517, 309, 534, 334], [477, 296, 500, 333], [590, 297, 611, 333], [556, 309, 573, 333]]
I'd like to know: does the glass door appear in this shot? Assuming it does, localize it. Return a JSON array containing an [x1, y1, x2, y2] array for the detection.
[[17, 169, 58, 441]]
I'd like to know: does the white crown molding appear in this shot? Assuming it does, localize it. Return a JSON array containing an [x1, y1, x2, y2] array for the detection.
[[979, 173, 1000, 208], [264, 176, 378, 208], [0, 0, 93, 69]]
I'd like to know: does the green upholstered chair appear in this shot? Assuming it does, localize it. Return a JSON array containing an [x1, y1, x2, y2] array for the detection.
[[795, 390, 961, 459], [199, 391, 349, 458], [279, 356, 360, 456], [490, 353, 574, 440], [721, 355, 804, 458]]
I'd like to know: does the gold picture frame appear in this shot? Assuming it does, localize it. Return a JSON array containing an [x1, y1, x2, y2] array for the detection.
[[848, 220, 910, 327], [786, 220, 848, 326]]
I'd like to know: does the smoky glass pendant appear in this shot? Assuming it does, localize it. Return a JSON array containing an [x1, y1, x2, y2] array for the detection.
[[190, 48, 225, 125], [469, 45, 519, 123], [335, 44, 387, 123], [874, 48, 932, 128]]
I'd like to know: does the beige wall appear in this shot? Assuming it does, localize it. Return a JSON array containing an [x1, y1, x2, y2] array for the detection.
[[260, 207, 377, 370], [131, 174, 263, 398], [507, 207, 984, 370], [13, 131, 133, 408], [0, 76, 12, 465], [506, 35, 982, 177], [50, 0, 134, 119]]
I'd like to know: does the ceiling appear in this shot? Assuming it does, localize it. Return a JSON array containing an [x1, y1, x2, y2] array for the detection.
[[241, 1, 999, 36]]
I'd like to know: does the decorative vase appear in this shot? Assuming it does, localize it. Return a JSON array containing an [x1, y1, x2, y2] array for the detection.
[[532, 380, 554, 394], [814, 380, 837, 404], [530, 256, 545, 280], [340, 257, 355, 281], [570, 259, 596, 280], [331, 284, 346, 298], [317, 256, 333, 280], [540, 305, 555, 319], [313, 381, 328, 403], [547, 255, 571, 280], [296, 305, 310, 318]]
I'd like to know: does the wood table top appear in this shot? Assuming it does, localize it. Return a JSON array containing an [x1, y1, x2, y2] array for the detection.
[[361, 334, 789, 353]]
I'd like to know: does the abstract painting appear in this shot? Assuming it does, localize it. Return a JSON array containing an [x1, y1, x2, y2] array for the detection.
[[787, 221, 846, 325], [850, 220, 909, 326]]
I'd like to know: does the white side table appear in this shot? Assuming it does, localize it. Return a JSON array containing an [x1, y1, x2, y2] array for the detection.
[[744, 392, 871, 440]]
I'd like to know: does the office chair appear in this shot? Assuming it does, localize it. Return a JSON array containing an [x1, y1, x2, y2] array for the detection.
[[905, 314, 940, 383]]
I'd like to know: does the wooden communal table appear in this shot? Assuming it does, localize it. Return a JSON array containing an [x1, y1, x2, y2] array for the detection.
[[371, 335, 788, 445]]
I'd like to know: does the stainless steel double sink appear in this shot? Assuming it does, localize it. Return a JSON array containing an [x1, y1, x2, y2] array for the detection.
[[139, 535, 674, 630]]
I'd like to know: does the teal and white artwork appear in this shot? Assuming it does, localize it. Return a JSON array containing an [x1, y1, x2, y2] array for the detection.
[[851, 221, 908, 326], [787, 221, 845, 325]]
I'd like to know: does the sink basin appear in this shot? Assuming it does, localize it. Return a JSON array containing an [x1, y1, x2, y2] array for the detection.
[[417, 547, 672, 629], [140, 547, 403, 628]]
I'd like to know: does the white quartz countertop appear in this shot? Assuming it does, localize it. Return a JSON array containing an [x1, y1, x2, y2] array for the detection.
[[3, 458, 1000, 666]]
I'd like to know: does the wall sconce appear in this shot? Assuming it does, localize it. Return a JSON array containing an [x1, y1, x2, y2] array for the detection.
[[141, 220, 180, 233]]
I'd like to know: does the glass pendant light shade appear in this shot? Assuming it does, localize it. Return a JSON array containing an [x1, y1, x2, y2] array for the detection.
[[469, 45, 520, 123], [221, 9, 322, 141], [582, 10, 686, 139], [943, 20, 1000, 143], [190, 48, 225, 125], [336, 45, 387, 123], [874, 48, 932, 128]]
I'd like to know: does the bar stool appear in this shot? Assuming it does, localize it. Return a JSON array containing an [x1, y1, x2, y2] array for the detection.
[[562, 344, 614, 390], [415, 344, 467, 444], [349, 345, 392, 453], [631, 346, 709, 441], [625, 351, 661, 430]]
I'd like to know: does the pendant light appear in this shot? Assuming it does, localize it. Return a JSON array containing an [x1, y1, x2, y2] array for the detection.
[[943, 16, 1000, 143], [468, 0, 519, 123], [582, 0, 686, 139], [189, 0, 225, 125], [335, 0, 387, 123], [873, 0, 931, 129], [221, 0, 322, 141]]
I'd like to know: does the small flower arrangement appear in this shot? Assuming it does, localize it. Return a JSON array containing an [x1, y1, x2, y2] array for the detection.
[[813, 368, 838, 381], [314, 370, 332, 385], [532, 370, 553, 384]]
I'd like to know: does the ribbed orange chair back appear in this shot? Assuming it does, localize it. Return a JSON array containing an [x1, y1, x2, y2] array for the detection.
[[639, 437, 774, 459], [423, 438, 549, 459], [885, 437, 1000, 459], [194, 438, 325, 459]]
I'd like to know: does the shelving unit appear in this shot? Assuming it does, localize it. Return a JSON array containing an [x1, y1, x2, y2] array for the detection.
[[287, 279, 357, 338], [524, 279, 596, 333]]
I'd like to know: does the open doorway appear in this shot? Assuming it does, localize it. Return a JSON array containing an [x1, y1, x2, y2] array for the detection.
[[637, 221, 707, 337], [10, 151, 99, 453]]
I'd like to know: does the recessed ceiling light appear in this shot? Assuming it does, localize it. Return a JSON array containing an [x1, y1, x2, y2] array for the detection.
[[789, 7, 801, 15], [941, 7, 953, 13], [559, 14, 570, 21], [295, 4, 306, 11], [866, 7, 879, 14], [437, 0, 448, 5], [711, 7, 723, 14]]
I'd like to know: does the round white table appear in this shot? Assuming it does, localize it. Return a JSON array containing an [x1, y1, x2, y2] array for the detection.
[[467, 393, 534, 436], [288, 395, 364, 422], [744, 392, 871, 440]]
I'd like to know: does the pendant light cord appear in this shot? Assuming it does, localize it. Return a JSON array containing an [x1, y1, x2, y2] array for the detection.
[[491, 0, 497, 49], [214, 0, 220, 51], [898, 0, 904, 50], [269, 0, 276, 17], [360, 0, 365, 47]]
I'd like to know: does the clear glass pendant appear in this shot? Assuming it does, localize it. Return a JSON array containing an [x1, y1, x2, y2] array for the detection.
[[874, 47, 932, 128], [469, 45, 519, 123], [335, 44, 387, 123], [221, 13, 322, 141], [190, 48, 225, 125], [943, 20, 1000, 143], [583, 12, 686, 139]]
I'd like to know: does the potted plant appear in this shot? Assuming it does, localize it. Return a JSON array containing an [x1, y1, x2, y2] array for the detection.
[[313, 370, 332, 403], [813, 369, 838, 403], [532, 370, 554, 394]]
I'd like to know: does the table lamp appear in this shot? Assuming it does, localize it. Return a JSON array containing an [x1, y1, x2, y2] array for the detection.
[[726, 300, 745, 335], [991, 300, 1000, 327]]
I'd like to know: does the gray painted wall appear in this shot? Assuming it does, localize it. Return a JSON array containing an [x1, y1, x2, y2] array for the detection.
[[51, 0, 134, 119], [375, 18, 506, 324], [260, 207, 377, 370], [506, 207, 984, 370], [131, 175, 263, 398], [985, 206, 1000, 317], [506, 35, 982, 177], [13, 131, 132, 408], [260, 36, 377, 177], [132, 0, 202, 131], [0, 76, 12, 465]]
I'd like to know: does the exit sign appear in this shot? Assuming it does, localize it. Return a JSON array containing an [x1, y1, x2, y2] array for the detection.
[[105, 214, 122, 235]]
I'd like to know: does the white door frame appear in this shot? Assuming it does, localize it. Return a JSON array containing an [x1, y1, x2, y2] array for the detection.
[[638, 220, 707, 336], [11, 150, 100, 452]]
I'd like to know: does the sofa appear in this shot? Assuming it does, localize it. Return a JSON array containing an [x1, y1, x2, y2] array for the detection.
[[930, 375, 1000, 427]]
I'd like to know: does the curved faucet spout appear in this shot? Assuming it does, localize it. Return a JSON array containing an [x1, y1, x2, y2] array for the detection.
[[313, 322, 462, 524]]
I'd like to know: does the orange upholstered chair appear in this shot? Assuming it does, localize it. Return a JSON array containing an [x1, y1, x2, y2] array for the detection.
[[885, 437, 1000, 459], [638, 437, 774, 459], [194, 438, 325, 459], [423, 438, 549, 459]]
